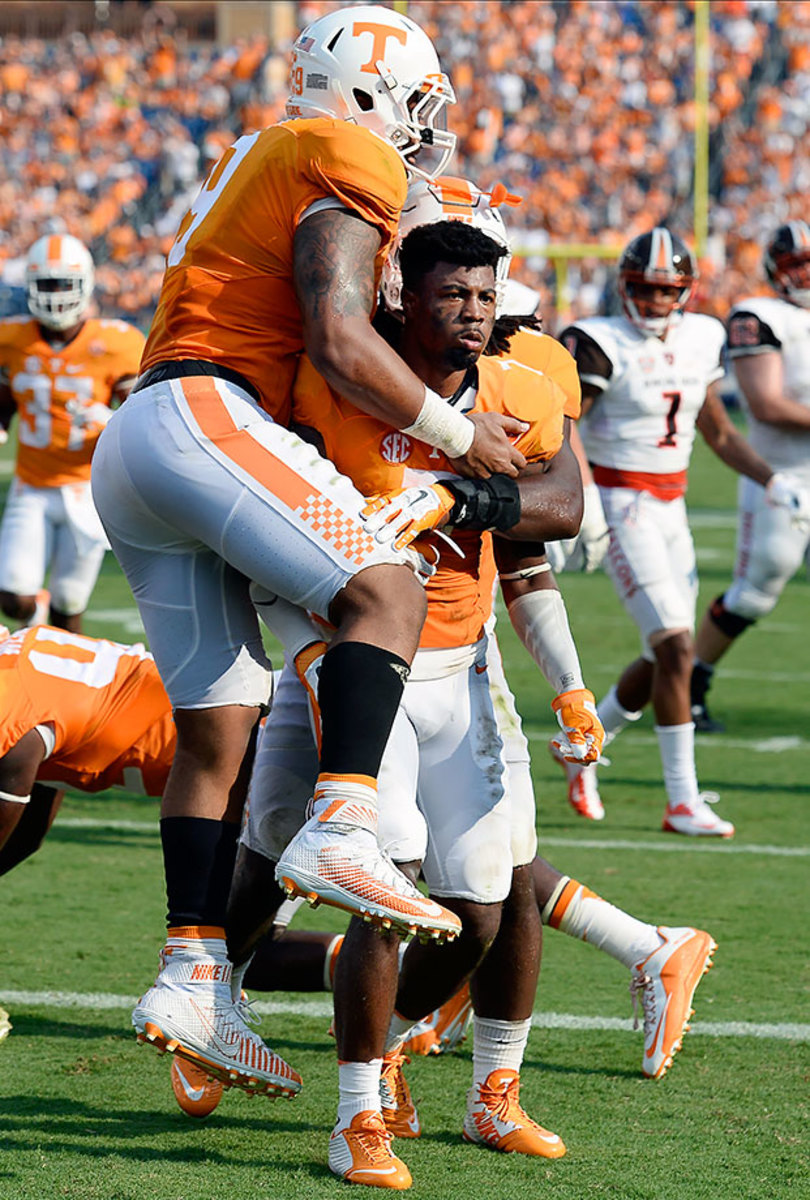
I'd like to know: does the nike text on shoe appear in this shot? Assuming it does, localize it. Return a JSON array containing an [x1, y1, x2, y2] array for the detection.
[[549, 741, 604, 821], [329, 1109, 413, 1189], [171, 1057, 224, 1118], [275, 798, 461, 942], [630, 925, 718, 1079], [380, 1050, 420, 1138], [402, 983, 473, 1057], [132, 937, 302, 1098], [462, 1069, 566, 1158], [662, 792, 734, 837]]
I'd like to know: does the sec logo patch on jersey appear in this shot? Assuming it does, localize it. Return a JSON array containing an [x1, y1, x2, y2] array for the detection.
[[380, 430, 414, 464]]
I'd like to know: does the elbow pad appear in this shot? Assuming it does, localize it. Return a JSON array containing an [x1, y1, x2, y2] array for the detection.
[[444, 474, 521, 532]]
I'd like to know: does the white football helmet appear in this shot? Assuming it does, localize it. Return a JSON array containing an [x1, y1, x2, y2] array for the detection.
[[286, 3, 456, 180], [381, 176, 520, 313], [26, 233, 94, 331]]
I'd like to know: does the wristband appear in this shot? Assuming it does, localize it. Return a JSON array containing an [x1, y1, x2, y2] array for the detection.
[[0, 790, 30, 804], [444, 475, 521, 532], [506, 588, 584, 693], [400, 386, 475, 458]]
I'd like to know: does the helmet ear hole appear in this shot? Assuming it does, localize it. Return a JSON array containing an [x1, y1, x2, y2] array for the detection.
[[353, 89, 374, 113]]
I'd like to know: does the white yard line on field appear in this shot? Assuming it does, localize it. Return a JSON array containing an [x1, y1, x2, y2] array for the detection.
[[529, 730, 810, 752], [54, 818, 809, 857], [0, 988, 806, 1042]]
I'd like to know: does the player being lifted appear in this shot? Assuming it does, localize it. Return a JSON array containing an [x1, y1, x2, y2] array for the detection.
[[556, 227, 805, 835], [691, 221, 810, 731], [90, 5, 524, 1100], [0, 234, 143, 633]]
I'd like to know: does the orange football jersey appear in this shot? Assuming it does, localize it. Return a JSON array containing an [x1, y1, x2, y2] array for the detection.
[[0, 316, 144, 487], [292, 353, 568, 649], [0, 626, 175, 796], [505, 328, 581, 420], [142, 119, 407, 427]]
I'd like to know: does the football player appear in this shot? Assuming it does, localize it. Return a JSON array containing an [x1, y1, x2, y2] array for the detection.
[[556, 228, 805, 835], [89, 4, 526, 1104], [228, 219, 586, 1185], [691, 222, 810, 731], [0, 234, 143, 633]]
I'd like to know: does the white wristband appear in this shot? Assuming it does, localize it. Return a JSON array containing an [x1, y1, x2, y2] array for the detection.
[[0, 789, 30, 804], [507, 589, 584, 694], [400, 386, 475, 458]]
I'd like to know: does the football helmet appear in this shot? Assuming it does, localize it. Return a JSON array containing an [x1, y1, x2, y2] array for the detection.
[[764, 221, 810, 308], [26, 234, 94, 332], [381, 176, 520, 313], [618, 227, 696, 336], [286, 4, 456, 180]]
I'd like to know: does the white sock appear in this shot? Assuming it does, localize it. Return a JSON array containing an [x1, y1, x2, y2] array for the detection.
[[655, 722, 700, 809], [542, 876, 661, 969], [598, 684, 643, 745], [230, 956, 251, 1002], [336, 1059, 383, 1125], [472, 1017, 531, 1085]]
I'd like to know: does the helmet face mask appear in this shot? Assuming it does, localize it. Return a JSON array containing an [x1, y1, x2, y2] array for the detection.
[[286, 4, 456, 180], [764, 221, 810, 308], [618, 227, 696, 337], [26, 234, 94, 332], [381, 176, 518, 314]]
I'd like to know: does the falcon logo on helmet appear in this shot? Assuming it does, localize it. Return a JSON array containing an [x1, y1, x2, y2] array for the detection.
[[25, 234, 94, 332], [381, 175, 521, 314], [286, 4, 456, 181], [764, 220, 810, 309], [618, 227, 696, 337]]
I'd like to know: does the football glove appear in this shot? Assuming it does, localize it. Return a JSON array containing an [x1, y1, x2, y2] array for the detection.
[[68, 401, 113, 431], [550, 688, 605, 764], [362, 483, 456, 550], [765, 471, 810, 530]]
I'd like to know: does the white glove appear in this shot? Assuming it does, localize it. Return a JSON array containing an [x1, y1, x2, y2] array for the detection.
[[362, 484, 456, 550], [765, 471, 810, 529]]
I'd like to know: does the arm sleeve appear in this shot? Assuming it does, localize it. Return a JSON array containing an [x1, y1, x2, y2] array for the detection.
[[726, 310, 781, 358], [558, 326, 613, 392]]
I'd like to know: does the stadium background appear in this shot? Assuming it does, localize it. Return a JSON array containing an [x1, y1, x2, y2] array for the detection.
[[0, 0, 806, 331]]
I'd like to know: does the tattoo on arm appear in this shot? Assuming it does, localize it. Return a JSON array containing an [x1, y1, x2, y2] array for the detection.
[[294, 210, 380, 323]]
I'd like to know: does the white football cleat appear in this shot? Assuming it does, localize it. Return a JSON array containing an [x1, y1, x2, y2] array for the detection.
[[133, 931, 301, 1098], [0, 1006, 11, 1043], [275, 797, 461, 942], [631, 925, 718, 1079], [549, 742, 605, 821], [662, 792, 734, 838]]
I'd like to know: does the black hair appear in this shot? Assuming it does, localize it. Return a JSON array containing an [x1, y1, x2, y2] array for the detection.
[[484, 311, 543, 355], [398, 219, 507, 295]]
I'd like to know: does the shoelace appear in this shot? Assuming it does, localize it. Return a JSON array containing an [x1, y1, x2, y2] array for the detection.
[[698, 791, 721, 808], [478, 1078, 523, 1127], [629, 972, 654, 1035], [234, 991, 262, 1029], [348, 1115, 393, 1162], [381, 1052, 411, 1107]]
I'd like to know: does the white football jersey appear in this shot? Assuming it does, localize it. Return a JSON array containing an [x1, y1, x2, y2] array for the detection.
[[560, 313, 725, 473], [727, 295, 810, 476]]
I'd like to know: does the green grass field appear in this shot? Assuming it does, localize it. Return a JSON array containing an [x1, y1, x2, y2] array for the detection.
[[0, 432, 808, 1199]]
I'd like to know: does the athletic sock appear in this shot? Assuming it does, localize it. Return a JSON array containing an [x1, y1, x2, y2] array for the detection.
[[598, 683, 643, 746], [336, 1059, 383, 1125], [542, 876, 661, 968], [161, 816, 240, 928], [472, 1017, 531, 1084], [655, 722, 700, 809], [318, 642, 409, 778]]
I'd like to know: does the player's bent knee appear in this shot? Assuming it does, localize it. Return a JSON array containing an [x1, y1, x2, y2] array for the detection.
[[718, 584, 774, 625], [649, 627, 693, 673]]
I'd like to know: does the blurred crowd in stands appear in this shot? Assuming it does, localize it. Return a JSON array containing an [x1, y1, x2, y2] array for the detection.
[[0, 0, 806, 331]]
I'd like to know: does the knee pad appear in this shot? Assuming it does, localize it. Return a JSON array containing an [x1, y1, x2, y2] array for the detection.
[[712, 585, 769, 630]]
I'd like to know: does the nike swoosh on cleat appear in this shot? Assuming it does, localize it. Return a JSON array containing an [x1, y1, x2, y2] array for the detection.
[[645, 993, 673, 1062], [173, 1063, 206, 1103]]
